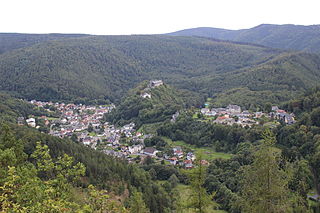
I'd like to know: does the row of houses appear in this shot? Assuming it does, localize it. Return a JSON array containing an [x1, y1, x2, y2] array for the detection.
[[201, 104, 295, 126]]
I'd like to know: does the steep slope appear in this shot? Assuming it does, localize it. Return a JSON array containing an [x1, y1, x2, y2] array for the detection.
[[168, 24, 320, 53], [0, 33, 89, 54], [0, 35, 281, 102]]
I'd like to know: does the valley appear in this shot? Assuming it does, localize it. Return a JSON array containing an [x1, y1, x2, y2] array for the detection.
[[1, 24, 320, 212]]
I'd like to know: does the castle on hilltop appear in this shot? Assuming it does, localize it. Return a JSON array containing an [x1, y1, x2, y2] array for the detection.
[[140, 80, 164, 99], [149, 80, 163, 88]]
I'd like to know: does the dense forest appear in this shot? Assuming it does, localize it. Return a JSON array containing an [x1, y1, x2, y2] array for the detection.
[[168, 24, 320, 53], [105, 81, 203, 127], [1, 34, 320, 106], [0, 33, 89, 54]]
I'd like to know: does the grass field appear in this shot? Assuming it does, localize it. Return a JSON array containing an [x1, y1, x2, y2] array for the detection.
[[162, 137, 232, 160]]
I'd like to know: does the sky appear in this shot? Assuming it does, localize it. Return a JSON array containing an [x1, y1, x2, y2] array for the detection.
[[1, 0, 320, 35]]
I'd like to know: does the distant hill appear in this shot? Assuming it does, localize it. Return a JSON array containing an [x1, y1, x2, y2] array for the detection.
[[0, 35, 282, 102], [0, 33, 89, 54], [0, 34, 319, 107], [168, 24, 320, 53]]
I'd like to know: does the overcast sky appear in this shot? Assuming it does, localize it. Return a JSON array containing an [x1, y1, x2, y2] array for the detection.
[[1, 0, 319, 35]]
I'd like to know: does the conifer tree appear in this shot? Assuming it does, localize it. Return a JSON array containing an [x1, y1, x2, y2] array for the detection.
[[186, 155, 217, 213], [128, 189, 150, 213], [239, 129, 308, 213]]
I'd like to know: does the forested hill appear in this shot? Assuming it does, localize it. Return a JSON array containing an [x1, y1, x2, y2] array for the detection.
[[0, 92, 49, 123], [106, 81, 198, 127], [206, 52, 320, 109], [0, 34, 320, 106], [0, 34, 281, 102], [0, 33, 89, 54], [168, 24, 320, 53]]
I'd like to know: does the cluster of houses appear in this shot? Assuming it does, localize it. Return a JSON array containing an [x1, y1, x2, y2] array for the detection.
[[26, 99, 202, 168], [166, 146, 209, 169], [201, 104, 295, 127], [141, 145, 208, 169], [140, 80, 164, 99], [270, 106, 295, 125]]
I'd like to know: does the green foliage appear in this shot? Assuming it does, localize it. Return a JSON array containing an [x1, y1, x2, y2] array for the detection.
[[157, 112, 264, 152], [128, 189, 150, 213], [0, 129, 87, 212], [238, 129, 307, 213], [185, 155, 217, 213], [0, 33, 87, 54], [0, 124, 173, 212], [106, 83, 187, 127], [1, 34, 319, 106], [0, 92, 49, 123], [86, 184, 128, 213]]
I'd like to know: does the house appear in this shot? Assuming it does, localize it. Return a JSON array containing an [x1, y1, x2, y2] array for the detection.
[[143, 147, 159, 156], [169, 157, 178, 165], [141, 92, 151, 99], [201, 108, 210, 114], [173, 147, 184, 158], [184, 160, 193, 169], [227, 105, 241, 114], [149, 80, 163, 88], [272, 106, 279, 111], [17, 117, 25, 126], [255, 112, 264, 118], [171, 111, 180, 122], [26, 118, 36, 127], [129, 144, 143, 154], [278, 113, 295, 125], [187, 152, 196, 161]]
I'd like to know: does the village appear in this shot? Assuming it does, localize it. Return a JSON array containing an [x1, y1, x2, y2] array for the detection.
[[16, 84, 295, 170], [18, 98, 203, 169], [200, 104, 295, 126]]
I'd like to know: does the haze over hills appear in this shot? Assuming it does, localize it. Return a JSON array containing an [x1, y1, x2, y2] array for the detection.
[[168, 24, 320, 53]]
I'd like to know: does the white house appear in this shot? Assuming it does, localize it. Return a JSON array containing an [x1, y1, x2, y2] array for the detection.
[[26, 118, 36, 127]]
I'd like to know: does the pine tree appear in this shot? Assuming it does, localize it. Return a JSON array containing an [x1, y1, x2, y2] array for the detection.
[[239, 129, 308, 213], [186, 155, 217, 213], [128, 189, 150, 213]]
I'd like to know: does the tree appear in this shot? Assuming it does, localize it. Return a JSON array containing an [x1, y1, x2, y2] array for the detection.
[[238, 129, 308, 213], [128, 189, 150, 213], [168, 174, 179, 188], [71, 133, 78, 143], [186, 155, 217, 213]]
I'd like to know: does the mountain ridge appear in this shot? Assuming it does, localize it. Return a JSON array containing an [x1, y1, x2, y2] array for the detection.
[[168, 24, 320, 52]]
